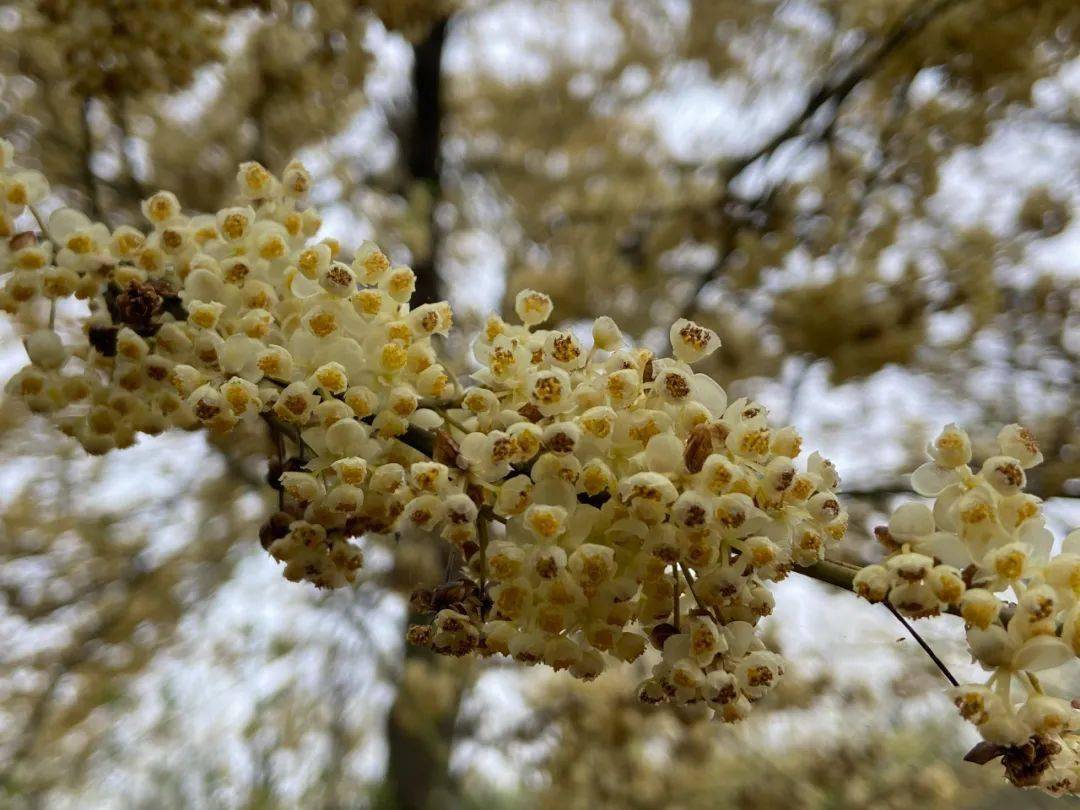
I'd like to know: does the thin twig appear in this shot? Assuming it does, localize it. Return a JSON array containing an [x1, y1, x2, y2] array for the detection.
[[679, 562, 722, 625], [80, 96, 104, 223], [116, 96, 148, 204], [883, 599, 959, 686], [443, 547, 458, 582], [477, 518, 489, 610], [672, 565, 681, 632], [28, 204, 49, 237]]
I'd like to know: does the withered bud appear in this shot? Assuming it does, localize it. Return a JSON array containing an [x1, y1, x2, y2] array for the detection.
[[963, 741, 1006, 766], [112, 280, 163, 330], [517, 403, 543, 423], [649, 622, 678, 651], [433, 579, 478, 609], [88, 325, 119, 357], [10, 231, 37, 250], [683, 423, 714, 474], [1001, 736, 1061, 788], [405, 624, 433, 648], [148, 277, 186, 320], [258, 511, 293, 550], [433, 428, 461, 467], [874, 525, 901, 553], [409, 587, 434, 613]]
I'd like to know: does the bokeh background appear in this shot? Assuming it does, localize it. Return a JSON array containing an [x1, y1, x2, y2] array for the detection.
[[0, 1, 1078, 807]]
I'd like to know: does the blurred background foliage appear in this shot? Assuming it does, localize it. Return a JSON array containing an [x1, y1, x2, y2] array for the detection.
[[0, 0, 1077, 807]]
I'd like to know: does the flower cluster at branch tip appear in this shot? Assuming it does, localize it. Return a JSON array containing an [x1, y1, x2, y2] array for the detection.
[[1, 139, 457, 589], [0, 138, 851, 726], [409, 306, 850, 723], [406, 302, 851, 721], [856, 423, 1080, 794]]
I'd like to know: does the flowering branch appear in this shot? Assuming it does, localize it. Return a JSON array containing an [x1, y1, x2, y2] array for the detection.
[[2, 142, 1078, 797]]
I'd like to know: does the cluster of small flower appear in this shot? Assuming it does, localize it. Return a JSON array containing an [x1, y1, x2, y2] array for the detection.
[[401, 299, 849, 721], [1, 140, 458, 589], [29, 0, 265, 97], [855, 423, 1080, 794], [1, 139, 854, 724]]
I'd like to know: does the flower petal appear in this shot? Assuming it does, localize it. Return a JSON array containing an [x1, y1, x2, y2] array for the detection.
[[1012, 636, 1074, 672], [967, 625, 1014, 669], [889, 502, 935, 539], [916, 531, 973, 569], [1018, 523, 1054, 564], [911, 462, 958, 497], [691, 373, 728, 417], [933, 483, 963, 532]]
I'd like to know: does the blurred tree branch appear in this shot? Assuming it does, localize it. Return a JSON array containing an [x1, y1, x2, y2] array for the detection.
[[0, 559, 152, 796], [681, 0, 992, 319]]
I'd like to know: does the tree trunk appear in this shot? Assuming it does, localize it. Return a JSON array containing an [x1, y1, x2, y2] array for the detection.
[[405, 17, 448, 306], [381, 651, 469, 809], [380, 18, 463, 809]]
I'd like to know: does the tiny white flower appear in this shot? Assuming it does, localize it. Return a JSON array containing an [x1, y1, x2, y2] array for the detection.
[[669, 318, 720, 364]]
